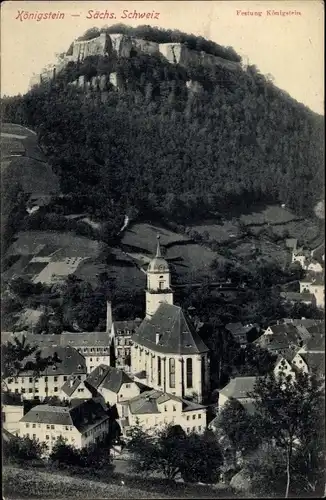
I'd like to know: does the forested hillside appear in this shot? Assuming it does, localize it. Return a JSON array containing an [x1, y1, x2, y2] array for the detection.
[[1, 26, 324, 229]]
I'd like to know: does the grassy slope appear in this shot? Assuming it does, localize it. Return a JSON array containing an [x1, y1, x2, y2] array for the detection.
[[3, 465, 233, 499]]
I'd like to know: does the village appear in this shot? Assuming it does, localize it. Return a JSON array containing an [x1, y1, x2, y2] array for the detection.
[[2, 234, 324, 468]]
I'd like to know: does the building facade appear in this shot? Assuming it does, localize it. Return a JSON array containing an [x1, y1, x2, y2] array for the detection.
[[131, 237, 210, 404]]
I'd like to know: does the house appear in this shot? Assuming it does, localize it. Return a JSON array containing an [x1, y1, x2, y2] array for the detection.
[[18, 398, 111, 454], [111, 319, 142, 371], [291, 247, 311, 268], [3, 345, 87, 401], [119, 389, 206, 436], [300, 275, 324, 309], [2, 393, 24, 435], [273, 349, 300, 379], [84, 364, 141, 412], [257, 323, 304, 353], [217, 376, 259, 412], [292, 352, 325, 378], [60, 375, 92, 401], [225, 323, 258, 347], [280, 291, 316, 306], [282, 318, 323, 328]]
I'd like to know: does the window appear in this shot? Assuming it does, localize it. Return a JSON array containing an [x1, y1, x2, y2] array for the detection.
[[198, 414, 201, 419], [29, 378, 33, 383], [65, 426, 69, 431], [44, 377, 48, 382], [198, 426, 202, 432], [21, 378, 24, 383], [33, 434, 36, 439], [164, 405, 167, 412], [63, 376, 67, 381], [46, 425, 50, 429], [46, 435, 49, 440], [26, 423, 30, 428], [51, 425, 55, 429], [169, 358, 175, 388], [29, 388, 33, 393], [90, 358, 93, 362], [54, 387, 58, 392], [173, 405, 176, 412], [186, 358, 193, 388], [157, 356, 161, 386], [125, 384, 130, 389], [159, 281, 165, 290], [54, 376, 58, 382], [186, 416, 190, 421], [32, 424, 36, 428], [15, 389, 19, 394], [192, 414, 196, 420], [96, 358, 99, 361]]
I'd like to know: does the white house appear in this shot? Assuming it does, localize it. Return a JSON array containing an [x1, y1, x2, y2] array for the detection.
[[84, 364, 141, 412], [2, 394, 24, 435], [119, 389, 207, 436], [18, 398, 110, 454], [3, 346, 87, 401], [217, 376, 259, 412], [300, 275, 324, 309]]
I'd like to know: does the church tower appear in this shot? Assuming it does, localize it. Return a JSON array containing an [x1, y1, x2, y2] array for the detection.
[[146, 235, 174, 318]]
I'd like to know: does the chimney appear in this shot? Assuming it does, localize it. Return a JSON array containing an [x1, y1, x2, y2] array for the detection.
[[106, 301, 113, 332], [156, 333, 160, 345]]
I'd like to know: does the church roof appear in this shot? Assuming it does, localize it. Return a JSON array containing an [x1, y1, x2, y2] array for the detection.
[[133, 303, 209, 355]]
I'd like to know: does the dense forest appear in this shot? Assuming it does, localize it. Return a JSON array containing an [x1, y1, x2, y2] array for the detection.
[[1, 26, 324, 229]]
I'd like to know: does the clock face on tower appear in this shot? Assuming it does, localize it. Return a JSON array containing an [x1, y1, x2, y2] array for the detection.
[[158, 265, 165, 271]]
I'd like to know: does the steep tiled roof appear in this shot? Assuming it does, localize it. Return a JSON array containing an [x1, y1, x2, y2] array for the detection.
[[281, 292, 315, 302], [1, 331, 111, 348], [114, 320, 142, 335], [61, 375, 84, 397], [86, 364, 134, 393], [20, 399, 109, 433], [267, 324, 299, 336], [218, 377, 259, 399], [283, 319, 322, 328], [127, 389, 206, 415], [18, 345, 86, 376], [133, 303, 208, 355], [299, 353, 325, 375]]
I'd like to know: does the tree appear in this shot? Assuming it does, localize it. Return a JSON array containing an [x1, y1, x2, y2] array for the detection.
[[3, 436, 47, 463], [128, 423, 223, 483], [217, 399, 261, 466], [248, 371, 325, 498]]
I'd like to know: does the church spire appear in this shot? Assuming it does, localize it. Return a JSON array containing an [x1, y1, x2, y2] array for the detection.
[[156, 234, 162, 258]]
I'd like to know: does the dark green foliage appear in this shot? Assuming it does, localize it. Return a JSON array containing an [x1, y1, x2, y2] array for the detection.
[[50, 436, 113, 470], [246, 372, 325, 497], [3, 436, 47, 463], [1, 41, 323, 226], [127, 423, 223, 483]]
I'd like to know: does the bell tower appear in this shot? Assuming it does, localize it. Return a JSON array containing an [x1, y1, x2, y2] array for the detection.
[[146, 235, 174, 318]]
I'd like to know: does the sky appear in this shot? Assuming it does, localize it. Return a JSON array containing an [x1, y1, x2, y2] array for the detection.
[[1, 0, 324, 114]]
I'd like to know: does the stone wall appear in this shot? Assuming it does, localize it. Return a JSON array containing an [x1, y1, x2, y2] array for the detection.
[[72, 32, 108, 61], [159, 42, 241, 71]]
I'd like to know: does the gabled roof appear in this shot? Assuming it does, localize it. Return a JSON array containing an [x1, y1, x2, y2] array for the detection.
[[266, 324, 298, 336], [61, 375, 84, 397], [1, 331, 111, 348], [20, 399, 109, 433], [282, 319, 322, 328], [127, 389, 206, 415], [218, 377, 259, 399], [133, 303, 208, 355], [17, 345, 87, 376], [114, 320, 141, 335], [86, 364, 134, 393], [299, 353, 325, 375], [280, 292, 315, 302]]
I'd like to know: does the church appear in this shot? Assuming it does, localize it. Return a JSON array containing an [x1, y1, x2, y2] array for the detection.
[[130, 236, 210, 404]]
